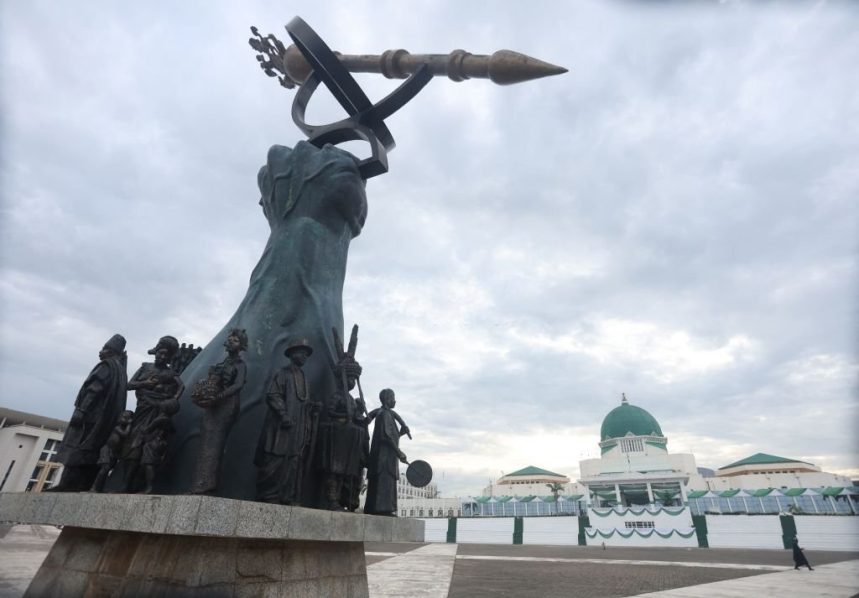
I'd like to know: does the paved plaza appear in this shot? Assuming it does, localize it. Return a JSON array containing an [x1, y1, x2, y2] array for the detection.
[[2, 525, 857, 597]]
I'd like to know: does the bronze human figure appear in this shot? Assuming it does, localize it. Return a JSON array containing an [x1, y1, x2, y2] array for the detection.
[[254, 339, 316, 504], [52, 334, 128, 492], [90, 409, 134, 492], [120, 336, 183, 492], [316, 326, 368, 511], [190, 329, 248, 494], [365, 388, 409, 516]]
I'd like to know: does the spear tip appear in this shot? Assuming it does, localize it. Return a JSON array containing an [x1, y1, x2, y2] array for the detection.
[[488, 49, 568, 85]]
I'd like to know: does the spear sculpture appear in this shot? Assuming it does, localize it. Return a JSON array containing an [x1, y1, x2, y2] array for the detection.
[[249, 17, 567, 178]]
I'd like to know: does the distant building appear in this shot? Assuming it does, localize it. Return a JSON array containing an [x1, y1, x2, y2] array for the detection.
[[578, 394, 699, 507], [481, 466, 582, 498], [448, 394, 856, 518], [0, 408, 67, 493]]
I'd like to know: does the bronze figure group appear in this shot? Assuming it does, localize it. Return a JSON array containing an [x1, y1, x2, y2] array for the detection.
[[53, 327, 417, 515]]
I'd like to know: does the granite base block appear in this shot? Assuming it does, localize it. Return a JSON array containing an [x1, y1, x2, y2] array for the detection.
[[1, 493, 422, 598]]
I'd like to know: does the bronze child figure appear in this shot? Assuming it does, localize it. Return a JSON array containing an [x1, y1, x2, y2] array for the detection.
[[90, 409, 134, 492]]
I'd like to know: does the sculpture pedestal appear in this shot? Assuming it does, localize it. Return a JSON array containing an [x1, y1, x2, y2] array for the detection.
[[0, 492, 423, 597]]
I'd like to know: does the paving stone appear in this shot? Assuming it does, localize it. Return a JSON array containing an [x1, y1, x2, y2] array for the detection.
[[346, 573, 371, 598], [63, 528, 108, 572], [40, 529, 76, 569], [126, 532, 164, 578], [236, 500, 291, 539], [236, 539, 283, 582], [169, 537, 238, 587], [283, 542, 312, 581], [85, 574, 125, 596], [363, 514, 393, 542], [234, 580, 284, 597], [194, 496, 240, 536], [281, 578, 321, 598], [288, 507, 332, 541], [165, 495, 202, 535], [97, 531, 143, 576]]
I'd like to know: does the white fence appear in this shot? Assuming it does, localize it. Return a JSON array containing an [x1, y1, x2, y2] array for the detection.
[[420, 518, 448, 543], [794, 516, 859, 552], [706, 515, 783, 549], [455, 517, 514, 544], [522, 516, 579, 545]]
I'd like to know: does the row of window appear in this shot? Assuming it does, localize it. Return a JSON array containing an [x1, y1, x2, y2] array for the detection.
[[688, 495, 855, 515], [401, 509, 461, 517], [624, 521, 654, 529]]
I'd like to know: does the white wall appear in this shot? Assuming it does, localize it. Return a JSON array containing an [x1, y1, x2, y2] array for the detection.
[[522, 516, 579, 545], [794, 516, 859, 552], [706, 515, 783, 549], [420, 518, 449, 543], [586, 528, 698, 548], [456, 518, 514, 544], [0, 431, 39, 492], [588, 506, 692, 529]]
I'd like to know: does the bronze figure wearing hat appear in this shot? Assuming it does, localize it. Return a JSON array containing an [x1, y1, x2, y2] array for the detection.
[[119, 335, 183, 493], [254, 337, 317, 504]]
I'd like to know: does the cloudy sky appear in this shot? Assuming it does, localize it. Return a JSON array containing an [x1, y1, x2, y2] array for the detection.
[[2, 1, 857, 496]]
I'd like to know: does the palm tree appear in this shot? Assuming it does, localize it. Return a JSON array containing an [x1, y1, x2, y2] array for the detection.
[[546, 482, 565, 515]]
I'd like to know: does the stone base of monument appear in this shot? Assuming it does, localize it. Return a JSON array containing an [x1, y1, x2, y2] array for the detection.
[[0, 492, 423, 597]]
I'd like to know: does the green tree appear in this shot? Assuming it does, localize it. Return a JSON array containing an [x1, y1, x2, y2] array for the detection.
[[546, 482, 565, 515]]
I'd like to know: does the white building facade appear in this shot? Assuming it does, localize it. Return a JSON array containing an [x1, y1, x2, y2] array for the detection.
[[0, 408, 67, 493]]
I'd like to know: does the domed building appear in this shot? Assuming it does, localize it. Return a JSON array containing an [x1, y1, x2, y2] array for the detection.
[[578, 394, 701, 507]]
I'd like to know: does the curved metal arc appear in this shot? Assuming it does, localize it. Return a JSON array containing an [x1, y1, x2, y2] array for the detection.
[[285, 17, 372, 116]]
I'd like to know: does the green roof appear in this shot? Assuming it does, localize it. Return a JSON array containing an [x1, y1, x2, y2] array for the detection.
[[687, 490, 709, 499], [718, 453, 813, 470], [518, 495, 536, 502], [719, 489, 741, 497], [503, 465, 566, 478], [748, 488, 774, 497], [821, 487, 845, 496], [600, 396, 663, 440]]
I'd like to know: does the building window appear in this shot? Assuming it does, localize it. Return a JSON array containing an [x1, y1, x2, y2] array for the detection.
[[620, 438, 644, 453], [0, 460, 15, 491], [625, 521, 654, 529]]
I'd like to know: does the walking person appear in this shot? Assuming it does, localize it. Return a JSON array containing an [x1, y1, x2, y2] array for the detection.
[[792, 537, 813, 571]]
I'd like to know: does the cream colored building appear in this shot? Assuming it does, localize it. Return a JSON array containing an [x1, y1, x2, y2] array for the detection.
[[0, 408, 66, 493], [481, 466, 586, 498]]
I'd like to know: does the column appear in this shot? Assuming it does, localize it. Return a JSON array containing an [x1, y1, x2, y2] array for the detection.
[[614, 484, 621, 506], [646, 482, 654, 504]]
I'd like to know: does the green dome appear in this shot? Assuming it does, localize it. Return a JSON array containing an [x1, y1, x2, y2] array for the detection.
[[600, 396, 664, 440]]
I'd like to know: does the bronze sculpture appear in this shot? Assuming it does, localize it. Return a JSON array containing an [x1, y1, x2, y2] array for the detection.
[[120, 336, 183, 492], [254, 339, 316, 504], [51, 334, 128, 492], [90, 409, 133, 492], [365, 388, 410, 516], [190, 329, 248, 494], [316, 325, 368, 511]]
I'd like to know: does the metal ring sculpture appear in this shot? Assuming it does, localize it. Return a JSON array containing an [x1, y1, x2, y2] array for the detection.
[[285, 17, 433, 179]]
